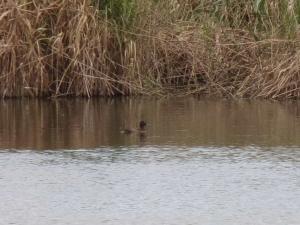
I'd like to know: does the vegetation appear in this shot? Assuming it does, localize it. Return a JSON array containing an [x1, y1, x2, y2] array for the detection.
[[0, 0, 299, 98]]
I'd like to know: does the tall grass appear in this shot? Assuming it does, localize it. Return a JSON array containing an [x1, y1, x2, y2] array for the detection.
[[93, 0, 137, 28], [0, 0, 299, 98]]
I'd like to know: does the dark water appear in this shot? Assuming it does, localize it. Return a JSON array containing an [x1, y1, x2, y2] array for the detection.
[[0, 98, 299, 225]]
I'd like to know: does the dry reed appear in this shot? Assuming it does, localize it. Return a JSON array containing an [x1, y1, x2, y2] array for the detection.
[[0, 0, 300, 98]]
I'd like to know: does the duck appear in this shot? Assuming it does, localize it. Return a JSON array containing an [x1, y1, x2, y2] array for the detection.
[[121, 120, 147, 134]]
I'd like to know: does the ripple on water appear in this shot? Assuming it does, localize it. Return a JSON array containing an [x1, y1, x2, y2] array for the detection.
[[0, 145, 299, 225]]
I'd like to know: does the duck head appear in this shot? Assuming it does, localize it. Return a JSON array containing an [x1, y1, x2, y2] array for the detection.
[[139, 120, 147, 130]]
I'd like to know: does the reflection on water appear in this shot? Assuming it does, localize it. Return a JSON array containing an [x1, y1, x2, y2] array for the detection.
[[1, 98, 300, 149], [0, 98, 300, 225]]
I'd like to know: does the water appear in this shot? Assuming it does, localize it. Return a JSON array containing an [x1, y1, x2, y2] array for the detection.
[[0, 98, 299, 225]]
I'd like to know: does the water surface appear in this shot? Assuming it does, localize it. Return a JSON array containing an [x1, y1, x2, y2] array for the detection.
[[0, 98, 299, 225]]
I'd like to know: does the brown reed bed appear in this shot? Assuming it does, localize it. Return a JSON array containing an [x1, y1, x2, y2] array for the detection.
[[0, 0, 300, 98]]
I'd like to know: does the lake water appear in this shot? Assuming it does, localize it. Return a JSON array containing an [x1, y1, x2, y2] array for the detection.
[[0, 98, 299, 225]]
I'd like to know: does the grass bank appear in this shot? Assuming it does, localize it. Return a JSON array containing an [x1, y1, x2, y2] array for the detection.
[[0, 0, 300, 98]]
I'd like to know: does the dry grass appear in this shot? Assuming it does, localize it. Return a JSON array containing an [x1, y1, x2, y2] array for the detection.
[[129, 0, 300, 99], [0, 0, 138, 97], [0, 0, 300, 98]]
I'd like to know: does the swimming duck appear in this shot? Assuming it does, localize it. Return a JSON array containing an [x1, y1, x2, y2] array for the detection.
[[121, 120, 147, 134]]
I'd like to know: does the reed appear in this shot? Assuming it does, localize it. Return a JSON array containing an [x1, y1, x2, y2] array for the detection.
[[0, 0, 299, 98]]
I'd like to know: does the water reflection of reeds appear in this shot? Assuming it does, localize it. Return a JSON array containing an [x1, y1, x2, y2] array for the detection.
[[0, 98, 300, 149]]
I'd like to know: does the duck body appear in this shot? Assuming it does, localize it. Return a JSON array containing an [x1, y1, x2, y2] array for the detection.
[[121, 128, 135, 134], [121, 121, 147, 135]]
